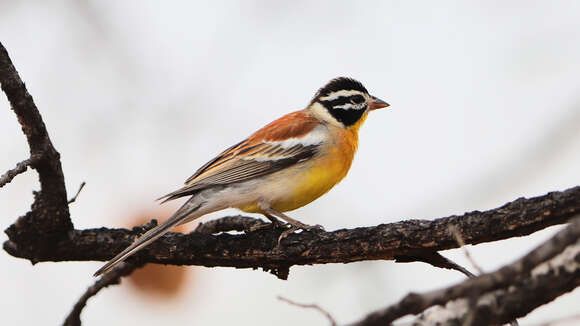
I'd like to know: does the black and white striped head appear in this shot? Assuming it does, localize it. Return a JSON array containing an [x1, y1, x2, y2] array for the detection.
[[310, 77, 389, 127]]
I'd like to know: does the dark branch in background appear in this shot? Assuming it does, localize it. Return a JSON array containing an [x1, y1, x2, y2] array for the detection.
[[2, 41, 580, 326], [63, 262, 144, 326], [414, 241, 579, 325], [350, 216, 580, 326]]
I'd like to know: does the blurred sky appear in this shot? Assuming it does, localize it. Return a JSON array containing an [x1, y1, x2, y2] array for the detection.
[[1, 1, 580, 325]]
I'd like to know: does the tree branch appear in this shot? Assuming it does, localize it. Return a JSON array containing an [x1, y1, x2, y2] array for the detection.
[[194, 215, 265, 234], [414, 241, 579, 325], [0, 157, 35, 188], [4, 186, 579, 280], [350, 216, 580, 326], [0, 41, 72, 262], [63, 262, 144, 326]]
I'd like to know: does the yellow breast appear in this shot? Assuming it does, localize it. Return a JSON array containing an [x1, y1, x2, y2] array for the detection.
[[270, 126, 360, 212], [237, 113, 367, 214]]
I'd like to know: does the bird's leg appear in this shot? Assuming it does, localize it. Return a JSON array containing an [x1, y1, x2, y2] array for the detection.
[[264, 213, 287, 228], [249, 213, 287, 231], [265, 208, 323, 230], [259, 205, 324, 243]]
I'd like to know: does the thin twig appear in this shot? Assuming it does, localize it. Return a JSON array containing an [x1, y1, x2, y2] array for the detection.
[[395, 251, 475, 278], [278, 296, 337, 326], [449, 225, 519, 326], [67, 181, 86, 204], [0, 158, 34, 188], [449, 227, 483, 326], [63, 262, 144, 326], [449, 225, 485, 275]]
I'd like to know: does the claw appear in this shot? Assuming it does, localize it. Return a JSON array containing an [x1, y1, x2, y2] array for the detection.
[[249, 221, 288, 232], [278, 226, 300, 244], [276, 223, 325, 244], [307, 224, 324, 231], [259, 206, 325, 243]]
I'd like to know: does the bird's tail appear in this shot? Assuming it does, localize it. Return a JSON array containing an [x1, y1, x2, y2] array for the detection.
[[93, 198, 203, 276]]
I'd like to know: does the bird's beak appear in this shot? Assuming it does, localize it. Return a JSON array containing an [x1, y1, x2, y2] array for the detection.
[[368, 96, 390, 110]]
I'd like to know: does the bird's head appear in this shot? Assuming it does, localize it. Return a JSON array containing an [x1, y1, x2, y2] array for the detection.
[[309, 77, 389, 130]]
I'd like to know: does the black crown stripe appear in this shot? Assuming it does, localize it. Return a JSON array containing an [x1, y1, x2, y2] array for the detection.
[[311, 77, 368, 104]]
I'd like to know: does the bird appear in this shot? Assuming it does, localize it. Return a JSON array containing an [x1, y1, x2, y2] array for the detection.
[[94, 77, 389, 276]]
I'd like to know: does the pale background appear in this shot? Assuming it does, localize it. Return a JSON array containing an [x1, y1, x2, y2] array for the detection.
[[1, 1, 580, 325]]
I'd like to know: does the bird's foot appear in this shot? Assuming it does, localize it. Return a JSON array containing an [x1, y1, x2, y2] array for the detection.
[[249, 220, 287, 232], [277, 222, 324, 244]]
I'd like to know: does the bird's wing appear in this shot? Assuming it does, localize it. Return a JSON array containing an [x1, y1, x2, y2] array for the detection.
[[159, 110, 325, 202]]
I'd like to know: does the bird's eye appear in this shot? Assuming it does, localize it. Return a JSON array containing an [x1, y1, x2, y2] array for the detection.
[[350, 95, 365, 104]]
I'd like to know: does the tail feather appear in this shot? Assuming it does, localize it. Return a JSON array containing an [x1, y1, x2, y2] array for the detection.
[[94, 200, 202, 276], [156, 185, 205, 204]]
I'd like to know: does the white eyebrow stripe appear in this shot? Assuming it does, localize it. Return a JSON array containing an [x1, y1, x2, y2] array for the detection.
[[319, 89, 363, 101], [333, 103, 366, 110]]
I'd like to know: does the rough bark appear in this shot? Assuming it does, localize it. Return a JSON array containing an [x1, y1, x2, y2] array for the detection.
[[0, 42, 73, 264], [4, 186, 579, 280]]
